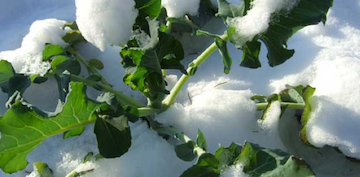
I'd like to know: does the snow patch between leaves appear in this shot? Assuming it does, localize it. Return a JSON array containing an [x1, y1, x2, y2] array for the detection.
[[162, 0, 201, 18]]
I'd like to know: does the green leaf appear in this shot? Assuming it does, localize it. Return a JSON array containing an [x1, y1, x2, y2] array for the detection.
[[196, 129, 208, 151], [42, 44, 64, 61], [214, 143, 242, 169], [29, 74, 48, 84], [251, 95, 267, 103], [0, 60, 14, 84], [63, 126, 86, 139], [196, 30, 232, 74], [51, 56, 69, 71], [236, 142, 315, 177], [175, 141, 197, 162], [181, 153, 220, 177], [135, 0, 162, 18], [240, 40, 262, 68], [63, 21, 79, 30], [33, 162, 53, 177], [55, 58, 81, 75], [229, 0, 333, 67], [217, 0, 250, 20], [89, 59, 104, 70], [300, 86, 316, 145], [0, 82, 102, 173], [94, 116, 131, 158], [259, 94, 281, 120], [6, 75, 31, 97], [280, 85, 305, 104], [62, 30, 86, 46]]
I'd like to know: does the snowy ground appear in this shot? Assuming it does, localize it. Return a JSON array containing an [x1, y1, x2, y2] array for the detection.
[[1, 0, 360, 176]]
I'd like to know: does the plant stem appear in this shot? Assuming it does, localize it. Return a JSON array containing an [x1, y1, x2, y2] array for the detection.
[[67, 47, 112, 87], [162, 34, 228, 107], [256, 102, 305, 110], [70, 74, 145, 108]]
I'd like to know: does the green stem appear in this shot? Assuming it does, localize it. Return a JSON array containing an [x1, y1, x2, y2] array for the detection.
[[70, 74, 145, 108], [162, 34, 229, 107], [67, 48, 112, 87], [137, 107, 160, 117], [256, 102, 305, 110]]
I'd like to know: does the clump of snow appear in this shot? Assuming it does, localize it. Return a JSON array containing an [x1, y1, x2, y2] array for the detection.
[[258, 101, 281, 131], [221, 163, 248, 177], [270, 24, 360, 159], [75, 0, 138, 51], [83, 122, 190, 177], [162, 0, 201, 18], [227, 0, 299, 46], [157, 79, 285, 152], [0, 19, 67, 75]]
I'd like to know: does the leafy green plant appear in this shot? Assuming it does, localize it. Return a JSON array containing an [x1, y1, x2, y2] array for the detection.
[[0, 0, 334, 176]]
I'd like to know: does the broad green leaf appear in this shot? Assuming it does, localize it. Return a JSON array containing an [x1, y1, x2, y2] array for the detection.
[[89, 59, 104, 70], [42, 44, 64, 61], [62, 30, 86, 46], [300, 86, 316, 145], [196, 129, 208, 151], [33, 162, 53, 177], [181, 153, 220, 177], [135, 0, 162, 18], [175, 141, 197, 161], [63, 126, 86, 139], [94, 116, 131, 158], [236, 142, 314, 177], [214, 143, 242, 169], [0, 82, 102, 173], [229, 0, 333, 67], [0, 60, 14, 84]]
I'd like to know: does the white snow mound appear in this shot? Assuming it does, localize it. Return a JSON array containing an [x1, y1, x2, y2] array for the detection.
[[162, 0, 201, 18], [270, 24, 360, 159], [75, 0, 138, 51], [0, 19, 67, 76]]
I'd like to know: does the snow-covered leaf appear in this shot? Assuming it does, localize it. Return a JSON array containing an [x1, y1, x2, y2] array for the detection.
[[33, 162, 53, 177], [0, 82, 102, 173]]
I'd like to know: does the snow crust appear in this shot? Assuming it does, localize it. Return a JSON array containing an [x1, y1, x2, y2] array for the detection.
[[162, 0, 201, 18], [227, 0, 299, 46], [75, 0, 138, 51], [0, 19, 67, 75]]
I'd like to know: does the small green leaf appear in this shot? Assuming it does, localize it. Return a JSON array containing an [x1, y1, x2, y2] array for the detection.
[[280, 85, 305, 104], [63, 126, 86, 139], [63, 21, 79, 30], [94, 116, 131, 158], [196, 129, 208, 151], [89, 59, 104, 70], [240, 40, 262, 68], [62, 30, 86, 45], [56, 59, 81, 75], [87, 74, 102, 82], [0, 60, 15, 84], [181, 153, 220, 177], [251, 95, 267, 103], [33, 162, 53, 177], [29, 74, 48, 84], [51, 56, 69, 71], [175, 141, 197, 162], [214, 143, 242, 169], [42, 44, 64, 61], [300, 86, 316, 145]]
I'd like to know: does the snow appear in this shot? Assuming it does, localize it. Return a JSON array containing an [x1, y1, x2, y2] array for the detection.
[[227, 0, 299, 46], [220, 164, 248, 177], [162, 0, 201, 18], [0, 19, 67, 75], [1, 0, 360, 177], [75, 0, 138, 51]]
